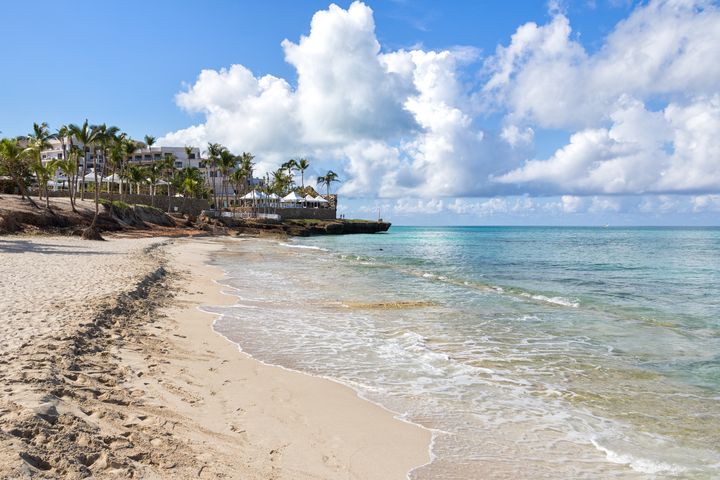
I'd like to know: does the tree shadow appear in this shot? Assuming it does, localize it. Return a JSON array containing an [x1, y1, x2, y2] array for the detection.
[[0, 239, 114, 255]]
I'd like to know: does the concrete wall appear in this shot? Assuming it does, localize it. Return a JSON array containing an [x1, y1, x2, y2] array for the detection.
[[233, 206, 336, 220], [276, 207, 336, 220]]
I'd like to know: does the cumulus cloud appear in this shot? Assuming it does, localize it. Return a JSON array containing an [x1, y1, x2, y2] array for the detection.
[[160, 0, 720, 214], [488, 0, 720, 196], [495, 95, 720, 194], [159, 1, 509, 198], [484, 0, 720, 129]]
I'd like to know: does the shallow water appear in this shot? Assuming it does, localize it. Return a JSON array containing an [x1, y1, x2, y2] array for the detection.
[[208, 227, 720, 478]]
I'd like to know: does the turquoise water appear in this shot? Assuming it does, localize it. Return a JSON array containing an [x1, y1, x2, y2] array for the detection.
[[209, 227, 720, 478]]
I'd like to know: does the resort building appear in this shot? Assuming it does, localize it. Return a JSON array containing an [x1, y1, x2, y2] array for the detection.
[[37, 141, 259, 199]]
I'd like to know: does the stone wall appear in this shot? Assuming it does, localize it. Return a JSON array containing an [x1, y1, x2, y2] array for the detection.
[[43, 191, 209, 215]]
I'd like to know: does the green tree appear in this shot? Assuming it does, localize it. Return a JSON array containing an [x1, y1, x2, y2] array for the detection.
[[68, 120, 99, 201], [296, 158, 310, 190], [120, 136, 138, 198], [127, 165, 146, 195], [145, 161, 164, 206], [163, 153, 177, 212], [23, 122, 56, 209], [316, 170, 340, 197], [0, 138, 37, 208], [206, 142, 224, 209], [218, 148, 236, 209], [144, 134, 156, 149], [55, 157, 78, 212]]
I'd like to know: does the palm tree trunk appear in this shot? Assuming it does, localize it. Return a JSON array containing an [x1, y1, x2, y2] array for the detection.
[[211, 162, 218, 209], [80, 150, 87, 201], [90, 153, 100, 228], [13, 173, 38, 208]]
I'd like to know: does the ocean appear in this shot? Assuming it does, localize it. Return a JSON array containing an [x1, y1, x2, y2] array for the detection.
[[207, 227, 720, 478]]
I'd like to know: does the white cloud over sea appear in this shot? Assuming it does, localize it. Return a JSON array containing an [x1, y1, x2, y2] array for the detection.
[[160, 0, 720, 221]]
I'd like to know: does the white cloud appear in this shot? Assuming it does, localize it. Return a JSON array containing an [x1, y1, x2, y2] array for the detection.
[[282, 2, 417, 144], [159, 0, 720, 211], [495, 96, 720, 194], [484, 0, 720, 129], [160, 1, 493, 198], [692, 194, 720, 212], [560, 195, 584, 213], [500, 124, 534, 147]]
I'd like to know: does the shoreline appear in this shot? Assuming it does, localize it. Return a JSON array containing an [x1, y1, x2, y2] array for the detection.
[[0, 234, 430, 479], [162, 236, 432, 479], [204, 253, 437, 477]]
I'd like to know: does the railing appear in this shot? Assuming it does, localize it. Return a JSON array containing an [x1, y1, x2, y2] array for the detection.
[[202, 210, 281, 221]]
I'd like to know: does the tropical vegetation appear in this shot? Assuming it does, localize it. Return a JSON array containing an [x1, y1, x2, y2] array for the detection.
[[1, 120, 342, 237]]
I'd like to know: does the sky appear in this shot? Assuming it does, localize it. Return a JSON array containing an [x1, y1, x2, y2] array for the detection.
[[1, 0, 719, 225]]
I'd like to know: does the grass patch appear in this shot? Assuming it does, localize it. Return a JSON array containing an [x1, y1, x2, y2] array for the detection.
[[100, 199, 132, 211], [136, 204, 163, 213]]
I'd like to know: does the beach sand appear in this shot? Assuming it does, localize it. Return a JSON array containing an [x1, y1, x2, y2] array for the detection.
[[0, 234, 430, 479]]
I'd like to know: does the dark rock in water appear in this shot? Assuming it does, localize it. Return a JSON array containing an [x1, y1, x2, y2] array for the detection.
[[325, 222, 344, 234]]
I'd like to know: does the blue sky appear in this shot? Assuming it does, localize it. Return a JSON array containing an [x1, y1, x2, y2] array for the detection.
[[2, 1, 719, 225]]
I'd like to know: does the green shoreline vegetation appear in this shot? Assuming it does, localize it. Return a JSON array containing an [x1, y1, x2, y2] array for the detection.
[[1, 121, 343, 240]]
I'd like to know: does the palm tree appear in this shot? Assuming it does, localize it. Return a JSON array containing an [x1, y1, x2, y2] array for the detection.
[[270, 168, 292, 195], [146, 161, 164, 206], [67, 145, 82, 206], [0, 138, 38, 208], [206, 142, 224, 209], [316, 170, 340, 197], [240, 153, 255, 191], [218, 149, 236, 209], [68, 120, 99, 201], [163, 153, 177, 212], [282, 159, 298, 189], [296, 158, 310, 191], [55, 125, 70, 195], [127, 165, 146, 195], [80, 123, 118, 231], [120, 136, 138, 198], [144, 134, 156, 150], [173, 166, 204, 212], [55, 157, 78, 212], [229, 168, 246, 212], [96, 125, 119, 194], [107, 140, 126, 200], [31, 160, 58, 209], [24, 122, 56, 208]]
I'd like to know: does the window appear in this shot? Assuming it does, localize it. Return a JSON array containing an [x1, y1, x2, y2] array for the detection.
[[175, 161, 182, 168], [189, 153, 196, 159]]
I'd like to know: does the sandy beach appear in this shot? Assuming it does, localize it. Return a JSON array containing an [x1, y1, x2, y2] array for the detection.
[[0, 234, 430, 479]]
